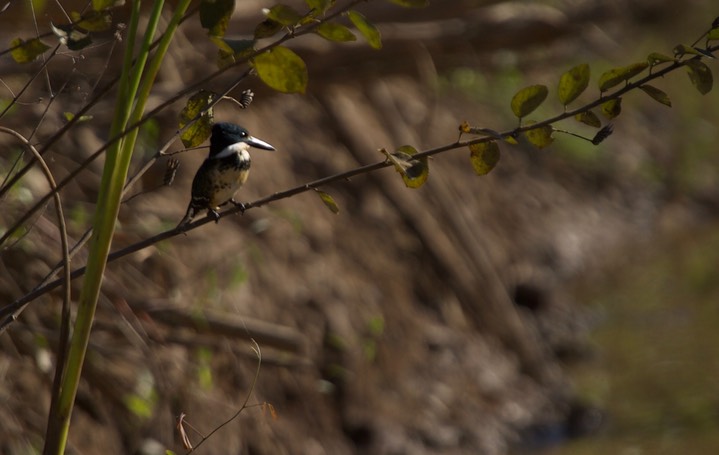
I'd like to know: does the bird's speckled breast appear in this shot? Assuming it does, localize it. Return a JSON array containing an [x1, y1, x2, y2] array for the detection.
[[208, 149, 251, 207]]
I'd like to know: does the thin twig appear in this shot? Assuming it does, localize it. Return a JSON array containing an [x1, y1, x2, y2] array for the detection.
[[35, 71, 252, 288], [29, 78, 71, 142], [2, 8, 718, 332], [185, 339, 262, 453], [2, 43, 718, 329], [0, 43, 61, 120], [0, 0, 365, 247], [0, 127, 72, 422], [0, 6, 201, 201], [0, 127, 72, 321]]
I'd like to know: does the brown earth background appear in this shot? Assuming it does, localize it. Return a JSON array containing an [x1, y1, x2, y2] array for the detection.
[[1, 0, 718, 454]]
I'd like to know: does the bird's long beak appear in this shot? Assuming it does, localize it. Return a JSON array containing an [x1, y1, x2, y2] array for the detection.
[[246, 135, 275, 151]]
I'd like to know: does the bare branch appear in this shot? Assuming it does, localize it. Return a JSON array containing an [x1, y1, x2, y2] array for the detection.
[[0, 127, 72, 417], [3, 42, 719, 330], [185, 339, 262, 453], [0, 0, 366, 247]]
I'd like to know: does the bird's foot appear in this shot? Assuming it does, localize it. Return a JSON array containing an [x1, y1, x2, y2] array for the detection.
[[230, 199, 246, 214], [208, 209, 221, 223]]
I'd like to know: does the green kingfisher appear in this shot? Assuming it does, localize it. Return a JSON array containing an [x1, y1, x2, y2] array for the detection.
[[178, 122, 275, 227]]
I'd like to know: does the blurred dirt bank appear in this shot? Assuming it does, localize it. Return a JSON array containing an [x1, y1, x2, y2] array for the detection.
[[1, 1, 718, 454]]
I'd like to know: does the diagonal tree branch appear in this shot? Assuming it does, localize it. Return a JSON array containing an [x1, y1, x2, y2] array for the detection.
[[1, 6, 717, 335], [0, 0, 367, 248]]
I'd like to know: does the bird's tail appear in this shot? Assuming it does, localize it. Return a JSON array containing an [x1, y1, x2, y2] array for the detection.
[[177, 204, 196, 229]]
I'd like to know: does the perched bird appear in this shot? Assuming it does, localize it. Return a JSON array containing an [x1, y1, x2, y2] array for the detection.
[[178, 122, 275, 227]]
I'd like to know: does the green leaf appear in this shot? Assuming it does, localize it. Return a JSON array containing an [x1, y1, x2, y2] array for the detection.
[[211, 37, 255, 55], [639, 84, 672, 107], [469, 141, 500, 175], [347, 11, 382, 49], [124, 393, 154, 419], [196, 348, 213, 389], [685, 60, 713, 95], [387, 0, 428, 7], [51, 23, 92, 51], [708, 27, 719, 41], [673, 44, 701, 58], [305, 0, 334, 14], [524, 123, 554, 149], [647, 52, 675, 66], [510, 84, 549, 119], [382, 146, 428, 188], [600, 97, 622, 120], [63, 112, 93, 123], [254, 19, 283, 39], [70, 11, 112, 31], [200, 0, 235, 37], [402, 161, 428, 188], [574, 110, 602, 128], [598, 62, 648, 92], [179, 90, 215, 148], [210, 37, 255, 68], [367, 315, 384, 337], [557, 63, 590, 105], [92, 0, 123, 11], [252, 46, 308, 94], [10, 37, 50, 63], [315, 22, 356, 42], [264, 4, 303, 26], [315, 189, 340, 214]]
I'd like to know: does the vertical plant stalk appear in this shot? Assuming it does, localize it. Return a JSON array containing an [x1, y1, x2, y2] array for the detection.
[[41, 0, 146, 451], [41, 0, 191, 452]]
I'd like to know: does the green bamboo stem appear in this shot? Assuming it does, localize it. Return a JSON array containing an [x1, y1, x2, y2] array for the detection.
[[39, 0, 193, 452]]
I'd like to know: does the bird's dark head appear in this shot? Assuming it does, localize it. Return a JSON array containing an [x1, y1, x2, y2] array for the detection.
[[209, 122, 275, 157]]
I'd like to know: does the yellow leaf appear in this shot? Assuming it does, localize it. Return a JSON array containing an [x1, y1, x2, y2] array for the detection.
[[315, 189, 340, 214], [511, 84, 548, 118], [252, 46, 308, 94], [524, 124, 554, 149], [574, 111, 602, 128], [469, 141, 500, 175], [315, 22, 356, 42], [179, 90, 215, 147], [639, 85, 672, 107], [685, 60, 713, 95], [347, 11, 381, 49], [558, 63, 590, 105], [264, 4, 303, 26], [598, 62, 648, 92], [382, 146, 428, 188], [600, 97, 622, 119], [10, 37, 50, 63]]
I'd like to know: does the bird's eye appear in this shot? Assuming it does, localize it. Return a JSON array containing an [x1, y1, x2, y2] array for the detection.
[[241, 131, 247, 137]]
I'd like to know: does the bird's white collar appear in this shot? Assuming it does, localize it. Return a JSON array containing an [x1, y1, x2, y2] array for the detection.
[[213, 142, 249, 159]]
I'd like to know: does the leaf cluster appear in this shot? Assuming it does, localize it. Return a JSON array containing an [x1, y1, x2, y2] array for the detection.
[[0, 0, 427, 450], [453, 22, 718, 180], [2, 2, 719, 348], [196, 0, 397, 96], [0, 25, 717, 453]]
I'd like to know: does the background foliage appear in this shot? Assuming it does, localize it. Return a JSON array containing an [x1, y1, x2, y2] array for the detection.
[[1, 0, 718, 454]]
